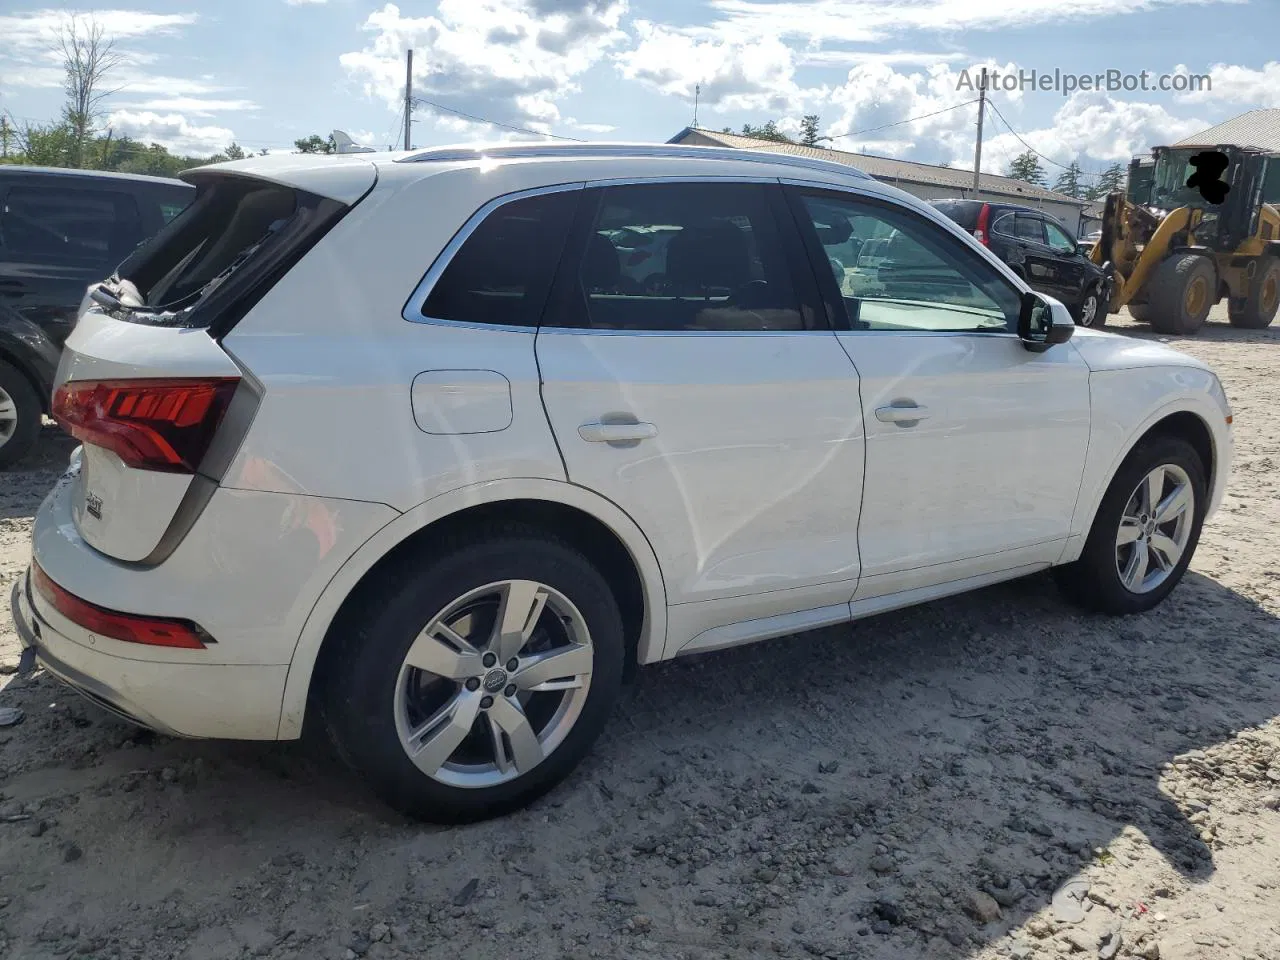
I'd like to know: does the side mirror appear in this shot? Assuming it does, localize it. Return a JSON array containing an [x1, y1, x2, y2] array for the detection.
[[1018, 291, 1075, 352]]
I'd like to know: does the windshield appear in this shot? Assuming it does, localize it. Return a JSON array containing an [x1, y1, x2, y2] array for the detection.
[[1151, 148, 1226, 209]]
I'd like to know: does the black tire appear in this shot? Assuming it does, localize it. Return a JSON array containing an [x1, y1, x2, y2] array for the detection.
[[1054, 435, 1207, 615], [1073, 284, 1107, 328], [1127, 302, 1151, 323], [1227, 258, 1280, 329], [0, 359, 42, 470], [1147, 254, 1215, 335], [321, 525, 625, 824]]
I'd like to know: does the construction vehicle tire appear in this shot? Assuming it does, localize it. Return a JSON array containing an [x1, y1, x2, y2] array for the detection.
[[1228, 258, 1280, 329], [1127, 303, 1151, 323], [1148, 254, 1215, 335]]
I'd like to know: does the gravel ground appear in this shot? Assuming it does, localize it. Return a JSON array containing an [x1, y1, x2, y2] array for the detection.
[[1, 307, 1279, 960]]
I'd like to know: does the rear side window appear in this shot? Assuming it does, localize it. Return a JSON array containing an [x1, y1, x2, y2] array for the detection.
[[421, 190, 579, 327], [1014, 215, 1045, 242], [107, 175, 348, 332], [556, 181, 805, 332], [0, 185, 142, 267]]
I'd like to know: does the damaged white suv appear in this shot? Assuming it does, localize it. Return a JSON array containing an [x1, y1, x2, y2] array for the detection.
[[12, 143, 1233, 823]]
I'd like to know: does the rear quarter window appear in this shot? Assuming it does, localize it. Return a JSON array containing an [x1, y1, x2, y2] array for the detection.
[[419, 189, 580, 327]]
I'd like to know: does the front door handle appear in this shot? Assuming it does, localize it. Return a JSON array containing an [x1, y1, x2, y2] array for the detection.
[[875, 404, 930, 425], [578, 420, 659, 444]]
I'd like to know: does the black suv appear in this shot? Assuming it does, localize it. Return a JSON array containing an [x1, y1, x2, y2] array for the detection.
[[0, 166, 193, 467], [930, 199, 1110, 329]]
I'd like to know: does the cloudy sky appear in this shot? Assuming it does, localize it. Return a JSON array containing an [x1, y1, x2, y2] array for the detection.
[[0, 0, 1275, 188]]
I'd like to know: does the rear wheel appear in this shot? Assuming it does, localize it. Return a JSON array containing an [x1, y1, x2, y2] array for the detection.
[[1227, 259, 1280, 329], [1147, 254, 1215, 335], [322, 528, 625, 823], [0, 359, 41, 470], [1055, 436, 1206, 615]]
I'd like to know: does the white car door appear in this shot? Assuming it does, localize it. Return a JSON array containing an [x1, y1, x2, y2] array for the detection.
[[534, 180, 867, 650], [786, 184, 1092, 601]]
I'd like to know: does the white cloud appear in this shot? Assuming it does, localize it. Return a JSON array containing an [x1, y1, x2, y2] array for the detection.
[[106, 109, 235, 155], [616, 19, 820, 115], [1173, 61, 1280, 108], [285, 0, 329, 5], [114, 97, 259, 116], [568, 120, 616, 133], [0, 9, 196, 50], [976, 92, 1207, 180], [704, 0, 1242, 44], [340, 1, 627, 136]]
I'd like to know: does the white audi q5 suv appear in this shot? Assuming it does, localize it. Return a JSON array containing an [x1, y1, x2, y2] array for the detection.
[[11, 142, 1233, 822]]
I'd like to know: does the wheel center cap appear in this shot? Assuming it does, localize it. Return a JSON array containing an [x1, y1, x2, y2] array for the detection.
[[482, 668, 508, 693]]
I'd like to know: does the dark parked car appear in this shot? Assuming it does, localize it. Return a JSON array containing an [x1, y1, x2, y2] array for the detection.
[[0, 166, 193, 467], [930, 199, 1111, 329]]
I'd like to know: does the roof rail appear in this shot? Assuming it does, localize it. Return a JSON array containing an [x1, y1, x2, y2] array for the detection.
[[395, 141, 872, 180]]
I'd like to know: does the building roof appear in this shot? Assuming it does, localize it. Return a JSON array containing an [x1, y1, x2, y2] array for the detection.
[[1174, 109, 1280, 152], [668, 127, 1085, 207]]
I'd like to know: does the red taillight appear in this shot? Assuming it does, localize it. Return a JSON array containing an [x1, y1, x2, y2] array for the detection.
[[52, 377, 239, 473], [31, 561, 209, 649], [973, 203, 991, 246]]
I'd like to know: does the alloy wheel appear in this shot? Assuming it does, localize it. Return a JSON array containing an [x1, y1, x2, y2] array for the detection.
[[0, 385, 18, 447], [392, 579, 594, 788], [1079, 292, 1098, 327], [1115, 463, 1195, 594]]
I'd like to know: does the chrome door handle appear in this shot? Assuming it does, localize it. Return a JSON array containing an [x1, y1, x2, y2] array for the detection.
[[875, 404, 930, 425], [578, 421, 659, 443]]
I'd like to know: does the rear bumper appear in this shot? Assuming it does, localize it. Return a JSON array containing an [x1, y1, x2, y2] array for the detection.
[[11, 571, 288, 739]]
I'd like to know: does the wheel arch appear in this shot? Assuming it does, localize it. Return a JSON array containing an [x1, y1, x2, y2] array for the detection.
[[1067, 394, 1227, 564], [276, 478, 669, 739]]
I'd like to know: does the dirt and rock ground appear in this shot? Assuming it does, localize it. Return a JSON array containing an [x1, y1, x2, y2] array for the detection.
[[1, 307, 1279, 960]]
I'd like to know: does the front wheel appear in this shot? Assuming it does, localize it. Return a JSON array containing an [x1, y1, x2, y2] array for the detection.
[[1227, 259, 1280, 329], [1074, 285, 1106, 328], [1055, 436, 1206, 615], [322, 529, 625, 823]]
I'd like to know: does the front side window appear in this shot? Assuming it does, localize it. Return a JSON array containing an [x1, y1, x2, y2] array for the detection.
[[1043, 220, 1077, 255], [0, 186, 141, 267], [563, 182, 805, 332], [797, 191, 1021, 333], [422, 189, 579, 327]]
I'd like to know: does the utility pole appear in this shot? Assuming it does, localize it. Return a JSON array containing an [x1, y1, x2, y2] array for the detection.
[[403, 48, 413, 152], [693, 84, 700, 128], [972, 67, 987, 192]]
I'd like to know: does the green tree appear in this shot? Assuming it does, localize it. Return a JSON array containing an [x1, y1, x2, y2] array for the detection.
[[1053, 161, 1085, 199], [739, 120, 792, 143], [799, 114, 822, 147], [1098, 162, 1125, 195], [294, 133, 336, 154], [1007, 150, 1047, 186]]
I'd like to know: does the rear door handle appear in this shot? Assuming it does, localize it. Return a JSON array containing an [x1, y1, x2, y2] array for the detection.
[[875, 404, 930, 425], [578, 421, 658, 443]]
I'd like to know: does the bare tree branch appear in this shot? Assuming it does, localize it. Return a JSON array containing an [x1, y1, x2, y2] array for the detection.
[[57, 13, 125, 167]]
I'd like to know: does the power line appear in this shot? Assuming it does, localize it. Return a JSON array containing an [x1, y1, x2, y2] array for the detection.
[[411, 96, 584, 142], [826, 99, 980, 142], [984, 98, 1103, 182]]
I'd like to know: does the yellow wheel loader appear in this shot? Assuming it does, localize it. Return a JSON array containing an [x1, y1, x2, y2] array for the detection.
[[1090, 144, 1280, 334]]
